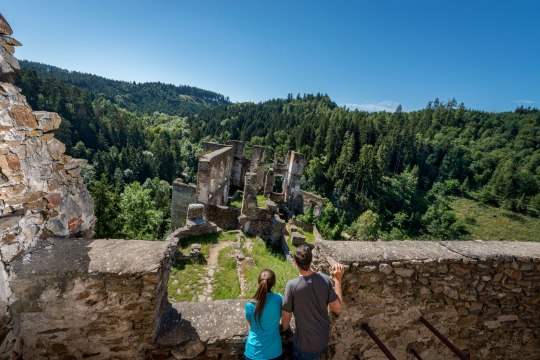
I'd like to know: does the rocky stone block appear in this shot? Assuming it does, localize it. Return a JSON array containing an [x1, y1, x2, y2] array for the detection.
[[33, 111, 61, 133], [187, 203, 205, 220], [291, 231, 306, 246]]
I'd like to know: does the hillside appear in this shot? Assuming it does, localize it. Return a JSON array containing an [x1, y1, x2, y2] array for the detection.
[[19, 60, 230, 115], [451, 197, 540, 241]]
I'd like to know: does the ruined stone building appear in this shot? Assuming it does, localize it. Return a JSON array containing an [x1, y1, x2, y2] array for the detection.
[[171, 140, 324, 243], [0, 13, 539, 360]]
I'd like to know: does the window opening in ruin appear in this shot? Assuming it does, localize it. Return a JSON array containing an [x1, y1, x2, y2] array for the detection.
[[273, 176, 284, 193]]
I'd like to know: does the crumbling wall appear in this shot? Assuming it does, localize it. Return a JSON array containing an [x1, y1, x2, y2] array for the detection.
[[1, 20, 95, 355], [283, 151, 305, 213], [225, 140, 245, 189], [249, 145, 266, 191], [171, 179, 196, 229], [314, 240, 540, 360], [206, 204, 240, 230], [167, 204, 218, 244], [196, 145, 233, 206], [299, 190, 324, 216], [9, 238, 170, 359]]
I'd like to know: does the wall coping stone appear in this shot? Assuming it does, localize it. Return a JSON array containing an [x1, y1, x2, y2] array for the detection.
[[11, 238, 170, 277], [158, 300, 248, 346], [316, 240, 540, 264]]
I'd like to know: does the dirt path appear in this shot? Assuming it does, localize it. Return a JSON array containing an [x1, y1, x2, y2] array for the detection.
[[208, 241, 232, 266], [196, 241, 232, 302]]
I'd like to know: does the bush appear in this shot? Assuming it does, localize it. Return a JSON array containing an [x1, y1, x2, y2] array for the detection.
[[349, 210, 380, 241]]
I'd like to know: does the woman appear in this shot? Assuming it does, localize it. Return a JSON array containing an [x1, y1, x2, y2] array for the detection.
[[244, 269, 283, 360]]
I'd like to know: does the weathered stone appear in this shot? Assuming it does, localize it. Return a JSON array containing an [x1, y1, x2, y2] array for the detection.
[[0, 14, 13, 36], [0, 153, 19, 170], [47, 138, 66, 160], [291, 231, 306, 246], [44, 192, 61, 209], [33, 111, 61, 132], [394, 267, 414, 277], [520, 263, 535, 271], [10, 105, 37, 128], [187, 203, 205, 220], [374, 263, 391, 276], [2, 36, 21, 47]]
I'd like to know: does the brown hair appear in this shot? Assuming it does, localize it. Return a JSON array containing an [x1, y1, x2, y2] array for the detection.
[[294, 245, 312, 271], [252, 269, 276, 324]]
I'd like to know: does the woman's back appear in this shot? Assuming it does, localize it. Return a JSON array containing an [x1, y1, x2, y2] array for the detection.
[[245, 292, 282, 360], [244, 269, 283, 360]]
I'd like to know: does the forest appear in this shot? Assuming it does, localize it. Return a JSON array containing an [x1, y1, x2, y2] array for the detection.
[[15, 63, 540, 241]]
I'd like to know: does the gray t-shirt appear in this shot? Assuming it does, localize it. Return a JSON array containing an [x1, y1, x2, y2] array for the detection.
[[282, 272, 338, 352]]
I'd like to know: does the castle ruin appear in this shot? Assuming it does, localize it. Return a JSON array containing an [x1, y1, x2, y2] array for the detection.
[[170, 140, 324, 245]]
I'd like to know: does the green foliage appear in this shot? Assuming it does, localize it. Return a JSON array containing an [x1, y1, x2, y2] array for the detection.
[[421, 196, 468, 240], [19, 60, 229, 115], [88, 174, 121, 238], [119, 182, 164, 240], [349, 210, 381, 241], [296, 206, 315, 225], [315, 202, 345, 239]]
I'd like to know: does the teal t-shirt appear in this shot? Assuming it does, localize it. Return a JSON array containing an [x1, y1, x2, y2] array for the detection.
[[244, 292, 283, 360]]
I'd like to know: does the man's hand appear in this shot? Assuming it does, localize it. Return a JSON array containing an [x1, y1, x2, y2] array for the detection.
[[332, 263, 345, 282]]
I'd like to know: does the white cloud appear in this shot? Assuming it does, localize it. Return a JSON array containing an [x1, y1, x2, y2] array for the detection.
[[513, 99, 536, 104], [343, 100, 400, 112]]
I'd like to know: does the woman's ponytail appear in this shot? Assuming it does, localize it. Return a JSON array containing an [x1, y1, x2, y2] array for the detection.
[[252, 269, 276, 325]]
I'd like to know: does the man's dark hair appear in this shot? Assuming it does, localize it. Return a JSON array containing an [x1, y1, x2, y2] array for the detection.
[[294, 245, 312, 271]]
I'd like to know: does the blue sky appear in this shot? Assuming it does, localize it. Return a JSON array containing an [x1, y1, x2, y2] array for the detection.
[[2, 0, 539, 111]]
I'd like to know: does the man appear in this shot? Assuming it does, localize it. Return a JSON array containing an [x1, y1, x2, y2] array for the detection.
[[281, 244, 345, 360]]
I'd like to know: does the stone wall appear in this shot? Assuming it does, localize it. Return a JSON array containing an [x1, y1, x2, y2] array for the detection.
[[9, 238, 170, 359], [206, 204, 240, 230], [249, 145, 266, 191], [0, 77, 94, 356], [299, 190, 324, 216], [196, 145, 233, 206], [171, 179, 196, 229], [314, 240, 540, 360], [283, 151, 305, 213], [225, 140, 245, 189]]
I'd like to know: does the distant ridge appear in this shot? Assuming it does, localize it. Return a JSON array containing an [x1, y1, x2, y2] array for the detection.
[[19, 60, 230, 115]]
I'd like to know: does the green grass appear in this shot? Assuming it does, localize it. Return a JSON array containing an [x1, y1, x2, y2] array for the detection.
[[450, 196, 540, 241], [243, 236, 298, 298], [213, 247, 241, 300], [168, 258, 208, 302], [168, 231, 239, 301], [256, 194, 267, 208], [229, 194, 267, 208], [229, 194, 243, 209]]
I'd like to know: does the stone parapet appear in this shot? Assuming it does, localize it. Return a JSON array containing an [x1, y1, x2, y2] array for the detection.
[[314, 240, 540, 360], [9, 238, 170, 359]]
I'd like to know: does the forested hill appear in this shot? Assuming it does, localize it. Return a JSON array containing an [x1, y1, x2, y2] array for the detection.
[[13, 61, 540, 241], [19, 60, 230, 115], [191, 95, 540, 239]]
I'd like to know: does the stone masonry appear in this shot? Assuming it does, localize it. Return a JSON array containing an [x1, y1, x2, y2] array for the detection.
[[171, 178, 196, 229], [314, 240, 540, 360], [9, 238, 170, 359]]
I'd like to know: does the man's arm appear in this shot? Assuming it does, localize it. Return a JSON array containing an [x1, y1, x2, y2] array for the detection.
[[281, 310, 293, 331], [328, 263, 345, 315]]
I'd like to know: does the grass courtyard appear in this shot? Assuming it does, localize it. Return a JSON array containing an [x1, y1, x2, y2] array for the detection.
[[168, 231, 298, 302]]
